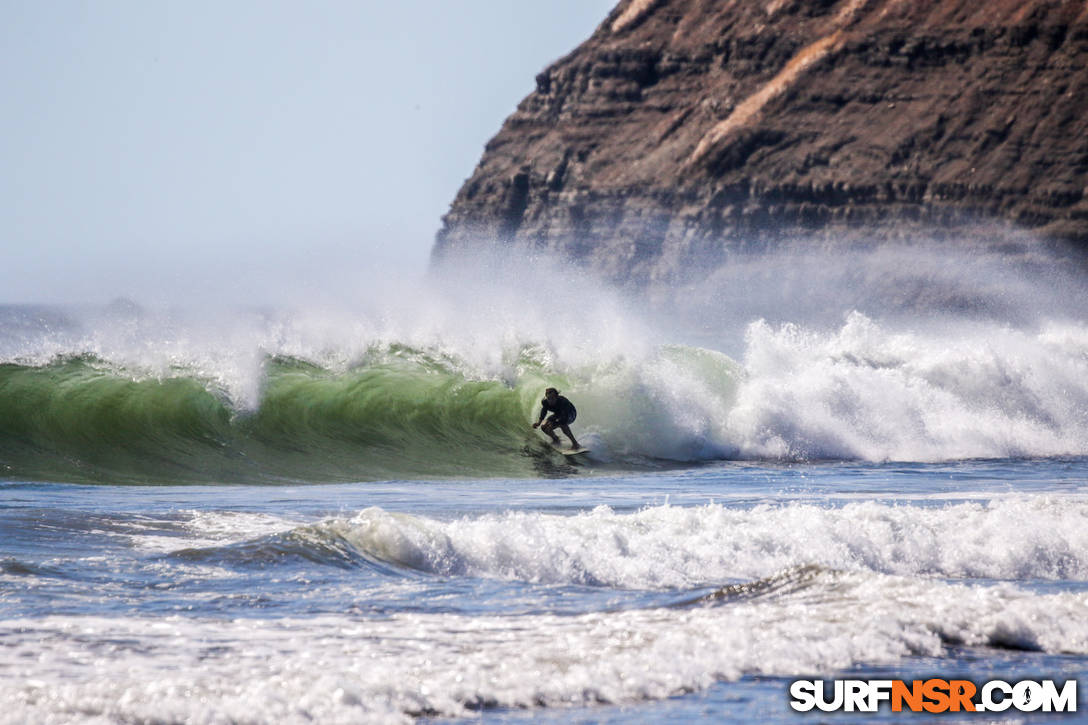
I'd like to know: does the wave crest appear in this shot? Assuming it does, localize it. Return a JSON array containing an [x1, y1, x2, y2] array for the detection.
[[1, 307, 1086, 484]]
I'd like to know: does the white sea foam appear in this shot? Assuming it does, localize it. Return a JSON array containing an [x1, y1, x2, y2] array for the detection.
[[126, 510, 301, 554], [3, 570, 1085, 724], [720, 312, 1088, 461], [336, 496, 1088, 587]]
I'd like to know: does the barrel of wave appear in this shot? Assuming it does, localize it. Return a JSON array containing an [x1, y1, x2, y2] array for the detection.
[[551, 345, 744, 463]]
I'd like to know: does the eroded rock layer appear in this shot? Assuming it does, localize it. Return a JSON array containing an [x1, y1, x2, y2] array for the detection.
[[434, 0, 1088, 284]]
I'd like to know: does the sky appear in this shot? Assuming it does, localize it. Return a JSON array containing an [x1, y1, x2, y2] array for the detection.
[[0, 1, 616, 305]]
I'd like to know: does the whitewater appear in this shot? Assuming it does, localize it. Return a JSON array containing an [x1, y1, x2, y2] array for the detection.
[[2, 241, 1087, 723]]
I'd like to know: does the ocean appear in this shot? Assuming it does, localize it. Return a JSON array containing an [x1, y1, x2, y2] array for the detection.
[[1, 244, 1087, 723]]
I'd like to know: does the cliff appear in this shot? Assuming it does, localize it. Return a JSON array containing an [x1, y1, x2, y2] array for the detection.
[[433, 0, 1088, 284]]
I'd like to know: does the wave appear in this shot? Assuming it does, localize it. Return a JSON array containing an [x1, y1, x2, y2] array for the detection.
[[2, 242, 1087, 483], [0, 352, 555, 484], [162, 498, 1088, 586], [1, 308, 1087, 484], [5, 569, 1086, 723]]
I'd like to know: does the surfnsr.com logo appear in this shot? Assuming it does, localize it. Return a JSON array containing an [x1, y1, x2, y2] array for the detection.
[[789, 679, 1078, 714]]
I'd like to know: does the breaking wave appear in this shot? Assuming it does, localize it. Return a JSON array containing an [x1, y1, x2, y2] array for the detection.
[[166, 496, 1088, 586], [1, 242, 1086, 483]]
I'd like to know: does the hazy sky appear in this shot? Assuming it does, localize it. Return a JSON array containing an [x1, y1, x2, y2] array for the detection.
[[0, 1, 615, 304]]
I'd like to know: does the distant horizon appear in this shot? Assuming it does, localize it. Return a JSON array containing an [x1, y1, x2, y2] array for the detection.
[[0, 1, 615, 306]]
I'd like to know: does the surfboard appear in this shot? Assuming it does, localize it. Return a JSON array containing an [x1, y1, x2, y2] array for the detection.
[[537, 432, 589, 456]]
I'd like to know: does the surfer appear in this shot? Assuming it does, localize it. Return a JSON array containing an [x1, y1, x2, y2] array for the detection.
[[533, 387, 582, 450]]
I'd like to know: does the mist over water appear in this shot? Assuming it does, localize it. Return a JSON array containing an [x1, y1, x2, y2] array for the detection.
[[1, 236, 1086, 482], [667, 235, 1088, 343]]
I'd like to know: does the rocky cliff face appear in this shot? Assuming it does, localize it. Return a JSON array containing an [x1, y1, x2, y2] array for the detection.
[[434, 0, 1088, 284]]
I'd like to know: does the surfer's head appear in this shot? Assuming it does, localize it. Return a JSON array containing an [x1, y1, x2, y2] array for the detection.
[[545, 387, 559, 400]]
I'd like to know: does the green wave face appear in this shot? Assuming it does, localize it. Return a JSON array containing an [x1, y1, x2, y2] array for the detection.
[[0, 358, 236, 483], [0, 349, 588, 485], [242, 353, 549, 482]]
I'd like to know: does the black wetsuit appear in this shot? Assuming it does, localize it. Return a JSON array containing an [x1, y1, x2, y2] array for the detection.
[[538, 396, 577, 426]]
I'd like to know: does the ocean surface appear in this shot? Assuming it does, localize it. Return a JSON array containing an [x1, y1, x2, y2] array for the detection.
[[2, 244, 1087, 723]]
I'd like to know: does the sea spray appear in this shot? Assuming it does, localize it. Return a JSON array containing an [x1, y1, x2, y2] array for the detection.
[[727, 311, 1088, 461], [1, 240, 1087, 482]]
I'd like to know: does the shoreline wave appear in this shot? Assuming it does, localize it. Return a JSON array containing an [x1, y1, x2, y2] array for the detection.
[[146, 497, 1088, 586]]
